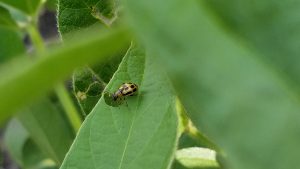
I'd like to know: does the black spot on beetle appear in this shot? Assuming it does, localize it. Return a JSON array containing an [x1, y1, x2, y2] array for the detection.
[[133, 88, 137, 92], [126, 91, 133, 95], [130, 85, 135, 88]]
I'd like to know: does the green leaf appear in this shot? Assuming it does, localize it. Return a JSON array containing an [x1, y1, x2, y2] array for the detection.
[[175, 147, 219, 169], [0, 153, 2, 168], [207, 0, 300, 87], [0, 7, 25, 62], [18, 98, 74, 165], [58, 0, 117, 34], [0, 6, 17, 28], [4, 118, 29, 167], [0, 27, 25, 62], [45, 0, 57, 11], [22, 139, 58, 169], [0, 27, 130, 124], [59, 0, 127, 116], [60, 46, 178, 169], [91, 48, 126, 84], [73, 67, 105, 116], [124, 0, 300, 169], [4, 118, 57, 169], [72, 47, 127, 116], [0, 0, 43, 16], [172, 131, 220, 169], [175, 99, 220, 152]]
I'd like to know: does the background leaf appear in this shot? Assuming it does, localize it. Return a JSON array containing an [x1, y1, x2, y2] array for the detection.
[[124, 0, 300, 169], [175, 147, 219, 169], [22, 139, 58, 169], [0, 7, 25, 63], [60, 46, 179, 169], [4, 119, 29, 167], [0, 27, 130, 124], [0, 27, 25, 62], [45, 0, 57, 11], [4, 118, 58, 169], [58, 0, 117, 34], [0, 0, 43, 16], [72, 47, 127, 116], [73, 67, 106, 116], [207, 0, 300, 86], [0, 6, 17, 28], [18, 98, 74, 165]]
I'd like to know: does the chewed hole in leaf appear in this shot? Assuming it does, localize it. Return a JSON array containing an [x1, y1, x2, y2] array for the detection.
[[86, 82, 104, 96], [103, 91, 120, 107], [90, 2, 117, 26]]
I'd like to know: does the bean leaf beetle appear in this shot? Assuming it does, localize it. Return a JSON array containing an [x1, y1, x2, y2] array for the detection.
[[104, 82, 139, 107]]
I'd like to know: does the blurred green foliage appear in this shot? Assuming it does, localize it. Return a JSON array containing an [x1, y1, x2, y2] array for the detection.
[[0, 0, 299, 169], [18, 98, 74, 165], [124, 0, 300, 169], [4, 119, 58, 169], [0, 0, 42, 16], [0, 27, 129, 123], [208, 0, 300, 86], [0, 6, 24, 62]]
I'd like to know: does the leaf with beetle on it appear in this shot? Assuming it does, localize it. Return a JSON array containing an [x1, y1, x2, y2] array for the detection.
[[60, 45, 179, 169]]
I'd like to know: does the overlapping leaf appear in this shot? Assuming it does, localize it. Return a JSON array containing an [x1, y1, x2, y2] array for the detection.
[[124, 0, 300, 168], [208, 0, 300, 86], [0, 27, 130, 123]]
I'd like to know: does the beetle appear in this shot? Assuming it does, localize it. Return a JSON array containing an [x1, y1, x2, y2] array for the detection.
[[112, 82, 138, 102]]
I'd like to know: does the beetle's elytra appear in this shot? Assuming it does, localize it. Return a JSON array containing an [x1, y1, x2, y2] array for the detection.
[[112, 82, 138, 101]]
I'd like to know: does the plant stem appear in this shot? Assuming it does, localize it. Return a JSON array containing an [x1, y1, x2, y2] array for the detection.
[[27, 24, 45, 54], [176, 97, 223, 154], [186, 120, 223, 154], [55, 84, 81, 132], [26, 23, 82, 133]]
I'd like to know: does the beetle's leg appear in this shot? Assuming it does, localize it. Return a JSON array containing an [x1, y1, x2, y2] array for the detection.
[[123, 97, 128, 107]]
